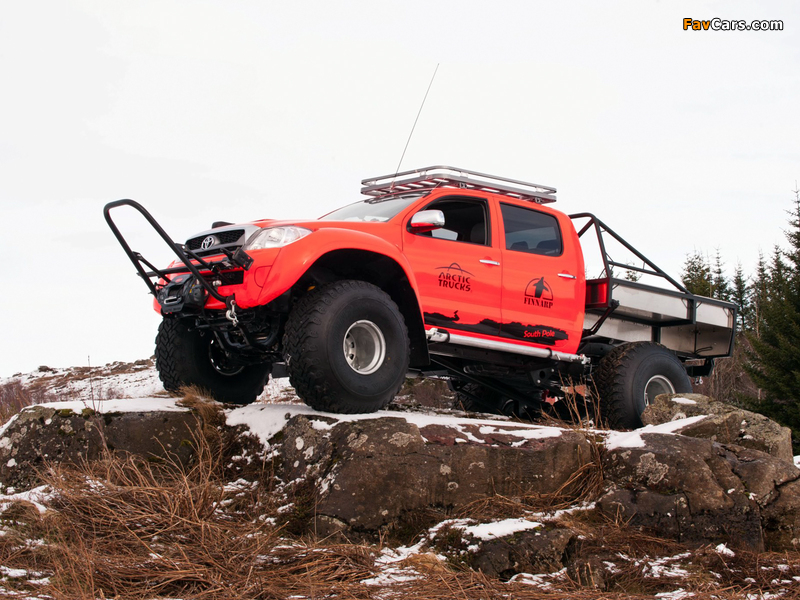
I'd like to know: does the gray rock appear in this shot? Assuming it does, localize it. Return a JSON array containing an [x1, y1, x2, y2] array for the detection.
[[3, 398, 800, 554], [600, 431, 800, 551], [277, 414, 593, 532], [470, 526, 576, 579], [641, 393, 793, 463], [0, 403, 197, 491]]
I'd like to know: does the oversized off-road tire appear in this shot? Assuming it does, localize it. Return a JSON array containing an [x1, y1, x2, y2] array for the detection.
[[283, 280, 409, 413], [450, 381, 543, 419], [155, 318, 269, 405], [593, 342, 692, 429], [451, 382, 503, 414]]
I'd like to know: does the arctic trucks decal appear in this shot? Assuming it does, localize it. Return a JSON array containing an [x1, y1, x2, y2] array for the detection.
[[436, 263, 473, 292]]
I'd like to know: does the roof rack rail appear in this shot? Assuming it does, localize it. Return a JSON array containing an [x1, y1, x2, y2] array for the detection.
[[360, 165, 557, 204]]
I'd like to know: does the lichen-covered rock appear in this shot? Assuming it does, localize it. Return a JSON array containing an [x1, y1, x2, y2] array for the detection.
[[0, 402, 197, 491], [423, 518, 576, 579], [469, 526, 576, 579], [277, 413, 593, 532], [642, 393, 793, 463], [600, 431, 800, 551]]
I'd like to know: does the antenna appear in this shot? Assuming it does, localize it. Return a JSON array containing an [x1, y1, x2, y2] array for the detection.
[[392, 63, 439, 186]]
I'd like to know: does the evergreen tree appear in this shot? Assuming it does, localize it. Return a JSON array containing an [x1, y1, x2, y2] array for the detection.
[[750, 250, 769, 338], [731, 261, 750, 331], [681, 251, 712, 296], [745, 190, 800, 451], [711, 248, 731, 301]]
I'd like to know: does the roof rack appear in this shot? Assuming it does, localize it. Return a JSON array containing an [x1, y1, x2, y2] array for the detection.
[[360, 165, 557, 204]]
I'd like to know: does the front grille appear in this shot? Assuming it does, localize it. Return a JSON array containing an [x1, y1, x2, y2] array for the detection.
[[186, 229, 245, 250]]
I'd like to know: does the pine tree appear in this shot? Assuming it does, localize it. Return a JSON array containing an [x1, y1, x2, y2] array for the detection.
[[731, 261, 750, 331], [750, 250, 769, 338], [745, 190, 800, 451], [681, 251, 712, 296], [711, 248, 731, 301]]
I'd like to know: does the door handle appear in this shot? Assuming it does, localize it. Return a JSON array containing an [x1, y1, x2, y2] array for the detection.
[[558, 273, 576, 279], [480, 259, 501, 266]]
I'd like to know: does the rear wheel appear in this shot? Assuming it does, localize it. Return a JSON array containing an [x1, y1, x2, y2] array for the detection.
[[283, 280, 409, 413], [155, 318, 270, 404], [451, 382, 503, 414], [593, 342, 691, 429], [450, 381, 541, 419]]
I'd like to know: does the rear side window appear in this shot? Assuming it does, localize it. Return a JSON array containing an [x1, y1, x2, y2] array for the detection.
[[500, 203, 562, 256]]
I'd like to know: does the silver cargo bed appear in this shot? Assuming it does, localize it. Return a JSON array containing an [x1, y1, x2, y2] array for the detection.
[[572, 214, 737, 359], [583, 278, 736, 358]]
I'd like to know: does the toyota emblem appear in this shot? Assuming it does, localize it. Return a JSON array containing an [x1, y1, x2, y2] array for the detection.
[[200, 235, 218, 250]]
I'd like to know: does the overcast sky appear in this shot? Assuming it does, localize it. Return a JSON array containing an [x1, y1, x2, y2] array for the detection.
[[1, 0, 798, 377]]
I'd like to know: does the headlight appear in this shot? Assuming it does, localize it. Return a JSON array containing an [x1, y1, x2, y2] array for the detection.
[[244, 226, 312, 250]]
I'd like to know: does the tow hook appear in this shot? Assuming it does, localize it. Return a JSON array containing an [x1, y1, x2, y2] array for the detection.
[[225, 298, 240, 327]]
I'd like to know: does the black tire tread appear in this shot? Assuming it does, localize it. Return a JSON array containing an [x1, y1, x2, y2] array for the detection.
[[283, 280, 409, 413], [452, 383, 502, 414], [155, 317, 268, 405], [593, 341, 688, 429], [155, 318, 188, 393]]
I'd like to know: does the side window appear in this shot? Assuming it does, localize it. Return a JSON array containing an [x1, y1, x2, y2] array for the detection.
[[500, 203, 562, 256], [413, 197, 491, 246]]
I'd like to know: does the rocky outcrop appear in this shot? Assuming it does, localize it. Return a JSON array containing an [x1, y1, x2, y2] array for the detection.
[[2, 398, 799, 553], [642, 393, 793, 463], [276, 412, 592, 533], [600, 431, 800, 551], [0, 399, 197, 491]]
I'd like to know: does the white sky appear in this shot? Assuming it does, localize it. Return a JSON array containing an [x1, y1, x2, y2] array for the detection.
[[1, 0, 798, 376]]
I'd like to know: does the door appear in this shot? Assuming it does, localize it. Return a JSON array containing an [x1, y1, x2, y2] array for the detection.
[[498, 202, 584, 354], [402, 195, 503, 337]]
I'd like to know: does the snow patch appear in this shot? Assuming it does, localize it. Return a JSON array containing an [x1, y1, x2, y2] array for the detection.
[[462, 518, 542, 540], [605, 415, 708, 450], [715, 543, 735, 557], [671, 397, 698, 405], [0, 485, 52, 515], [36, 397, 188, 414], [226, 403, 565, 449]]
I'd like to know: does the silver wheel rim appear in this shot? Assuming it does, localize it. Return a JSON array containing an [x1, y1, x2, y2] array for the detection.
[[343, 320, 386, 375], [644, 375, 675, 406]]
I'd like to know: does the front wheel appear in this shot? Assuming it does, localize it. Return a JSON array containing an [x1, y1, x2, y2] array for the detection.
[[283, 280, 410, 413], [593, 342, 692, 429], [155, 318, 270, 404]]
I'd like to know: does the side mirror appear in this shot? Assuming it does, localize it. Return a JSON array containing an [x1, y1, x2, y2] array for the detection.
[[409, 210, 445, 233]]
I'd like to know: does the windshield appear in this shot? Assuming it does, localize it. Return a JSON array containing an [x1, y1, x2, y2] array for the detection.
[[319, 193, 425, 222]]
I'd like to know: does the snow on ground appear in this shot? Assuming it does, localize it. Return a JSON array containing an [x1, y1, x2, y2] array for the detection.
[[604, 416, 709, 450], [36, 397, 187, 414], [0, 485, 52, 514], [2, 361, 164, 400], [671, 396, 698, 405], [226, 402, 567, 450]]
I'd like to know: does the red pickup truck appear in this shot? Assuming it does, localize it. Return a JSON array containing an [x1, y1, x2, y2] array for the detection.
[[105, 166, 736, 428]]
